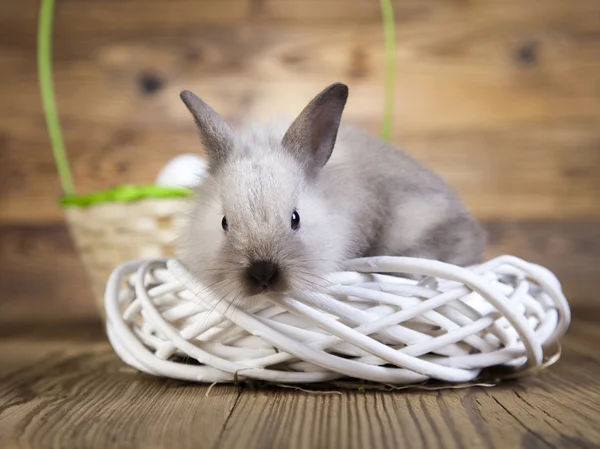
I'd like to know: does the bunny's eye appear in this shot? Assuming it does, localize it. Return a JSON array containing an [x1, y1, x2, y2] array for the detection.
[[291, 210, 300, 231], [221, 216, 229, 231]]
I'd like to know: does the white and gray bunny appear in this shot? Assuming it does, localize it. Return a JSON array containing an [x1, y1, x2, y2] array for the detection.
[[178, 83, 485, 297]]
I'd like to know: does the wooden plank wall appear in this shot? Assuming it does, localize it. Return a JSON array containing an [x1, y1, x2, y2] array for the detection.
[[1, 0, 599, 321]]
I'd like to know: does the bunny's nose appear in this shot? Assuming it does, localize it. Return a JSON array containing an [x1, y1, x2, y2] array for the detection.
[[247, 260, 280, 291]]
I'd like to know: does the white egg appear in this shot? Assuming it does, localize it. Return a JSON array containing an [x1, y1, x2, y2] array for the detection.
[[155, 154, 208, 188]]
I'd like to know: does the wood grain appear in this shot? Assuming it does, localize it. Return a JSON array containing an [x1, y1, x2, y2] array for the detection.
[[2, 120, 600, 223], [4, 0, 600, 39], [3, 13, 599, 129], [0, 224, 96, 321], [0, 312, 599, 449], [0, 334, 241, 449]]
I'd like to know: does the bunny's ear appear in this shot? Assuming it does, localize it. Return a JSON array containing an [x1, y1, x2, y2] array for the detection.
[[282, 83, 348, 176], [180, 90, 235, 170]]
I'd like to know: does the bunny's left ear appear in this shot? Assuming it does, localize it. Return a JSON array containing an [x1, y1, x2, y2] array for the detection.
[[282, 83, 348, 176]]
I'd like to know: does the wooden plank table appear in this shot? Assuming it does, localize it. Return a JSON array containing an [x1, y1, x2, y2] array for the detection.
[[1, 310, 599, 449]]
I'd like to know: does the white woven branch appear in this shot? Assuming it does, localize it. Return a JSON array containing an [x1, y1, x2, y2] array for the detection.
[[104, 255, 570, 385]]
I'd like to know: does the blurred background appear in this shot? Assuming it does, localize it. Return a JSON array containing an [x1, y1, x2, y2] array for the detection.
[[0, 0, 598, 324]]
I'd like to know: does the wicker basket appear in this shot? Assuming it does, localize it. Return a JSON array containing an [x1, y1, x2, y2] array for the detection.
[[65, 198, 194, 315]]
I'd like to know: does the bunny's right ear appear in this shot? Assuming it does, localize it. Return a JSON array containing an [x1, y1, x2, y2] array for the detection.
[[282, 83, 348, 177], [180, 90, 235, 170]]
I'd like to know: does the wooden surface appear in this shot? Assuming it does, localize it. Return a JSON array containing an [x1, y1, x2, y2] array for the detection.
[[1, 0, 600, 447], [1, 310, 599, 449]]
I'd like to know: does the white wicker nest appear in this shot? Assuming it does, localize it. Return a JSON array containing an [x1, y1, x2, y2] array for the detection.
[[105, 255, 570, 385]]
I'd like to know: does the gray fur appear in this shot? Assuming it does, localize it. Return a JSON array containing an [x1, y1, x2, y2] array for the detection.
[[178, 83, 485, 297]]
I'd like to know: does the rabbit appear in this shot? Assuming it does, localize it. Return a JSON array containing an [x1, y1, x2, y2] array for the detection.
[[177, 82, 485, 298]]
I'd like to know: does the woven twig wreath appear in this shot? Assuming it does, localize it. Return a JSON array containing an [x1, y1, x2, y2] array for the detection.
[[105, 255, 570, 385]]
